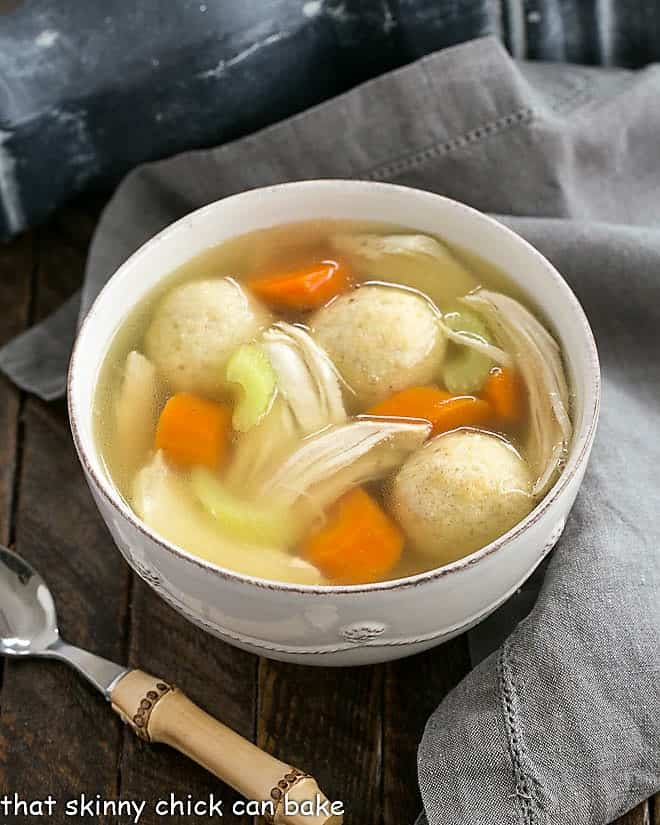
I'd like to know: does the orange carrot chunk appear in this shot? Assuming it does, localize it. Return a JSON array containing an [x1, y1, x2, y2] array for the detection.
[[482, 367, 525, 423], [368, 386, 451, 419], [429, 395, 493, 435], [368, 385, 492, 436], [155, 392, 231, 470], [302, 487, 403, 584], [247, 259, 351, 310]]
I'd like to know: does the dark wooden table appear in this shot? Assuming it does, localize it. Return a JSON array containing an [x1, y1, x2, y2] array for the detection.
[[0, 197, 656, 825]]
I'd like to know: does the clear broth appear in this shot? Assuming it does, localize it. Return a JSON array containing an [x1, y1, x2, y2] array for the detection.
[[95, 220, 563, 584]]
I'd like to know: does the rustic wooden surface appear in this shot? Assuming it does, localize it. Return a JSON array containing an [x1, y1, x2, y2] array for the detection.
[[0, 198, 656, 825]]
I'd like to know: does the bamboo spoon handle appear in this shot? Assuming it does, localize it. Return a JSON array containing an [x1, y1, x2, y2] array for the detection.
[[111, 670, 342, 825]]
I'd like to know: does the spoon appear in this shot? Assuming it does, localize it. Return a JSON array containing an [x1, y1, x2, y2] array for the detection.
[[0, 545, 341, 825]]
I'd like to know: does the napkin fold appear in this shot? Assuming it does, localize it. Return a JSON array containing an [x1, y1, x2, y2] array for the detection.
[[2, 37, 658, 824]]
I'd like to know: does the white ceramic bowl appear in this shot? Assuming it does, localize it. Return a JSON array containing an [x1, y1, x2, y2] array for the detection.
[[68, 181, 600, 666]]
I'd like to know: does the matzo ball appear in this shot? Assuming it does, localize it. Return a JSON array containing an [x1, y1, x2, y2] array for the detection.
[[145, 278, 270, 397], [389, 429, 534, 565], [311, 285, 445, 406]]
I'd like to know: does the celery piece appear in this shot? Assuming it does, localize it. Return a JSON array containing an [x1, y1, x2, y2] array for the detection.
[[190, 467, 294, 547], [226, 343, 277, 432], [442, 309, 493, 394]]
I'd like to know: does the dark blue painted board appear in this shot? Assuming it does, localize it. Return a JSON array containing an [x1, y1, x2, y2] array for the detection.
[[1, 0, 659, 239]]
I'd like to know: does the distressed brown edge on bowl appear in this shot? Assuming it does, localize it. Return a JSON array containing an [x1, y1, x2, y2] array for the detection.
[[67, 180, 601, 596]]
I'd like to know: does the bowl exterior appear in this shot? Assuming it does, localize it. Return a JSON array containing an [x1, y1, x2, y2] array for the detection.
[[69, 180, 600, 666]]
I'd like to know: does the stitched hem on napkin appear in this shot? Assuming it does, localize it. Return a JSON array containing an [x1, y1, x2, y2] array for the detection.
[[498, 640, 545, 824]]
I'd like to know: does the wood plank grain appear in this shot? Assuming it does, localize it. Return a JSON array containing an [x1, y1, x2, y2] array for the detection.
[[0, 231, 34, 713], [115, 580, 257, 825], [383, 637, 472, 823], [257, 659, 383, 824], [0, 210, 130, 815], [0, 231, 34, 545], [614, 802, 650, 825]]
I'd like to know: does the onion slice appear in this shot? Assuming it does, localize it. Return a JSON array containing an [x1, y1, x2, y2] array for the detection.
[[114, 350, 159, 480], [462, 289, 572, 495]]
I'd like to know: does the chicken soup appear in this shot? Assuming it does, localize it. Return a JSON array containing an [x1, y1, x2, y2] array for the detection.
[[94, 221, 572, 585]]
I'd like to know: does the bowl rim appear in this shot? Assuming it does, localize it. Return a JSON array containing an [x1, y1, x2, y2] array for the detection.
[[68, 179, 601, 595]]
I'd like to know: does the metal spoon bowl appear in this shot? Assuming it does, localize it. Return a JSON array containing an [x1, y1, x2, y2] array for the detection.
[[0, 545, 126, 694], [0, 546, 58, 654]]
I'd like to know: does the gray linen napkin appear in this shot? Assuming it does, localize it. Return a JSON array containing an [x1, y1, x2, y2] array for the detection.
[[1, 37, 658, 825]]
